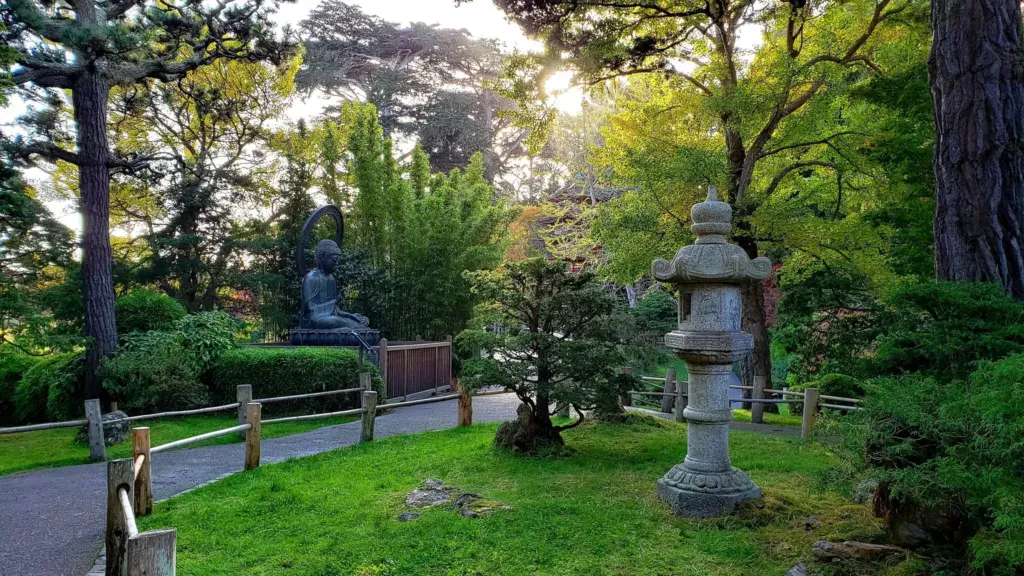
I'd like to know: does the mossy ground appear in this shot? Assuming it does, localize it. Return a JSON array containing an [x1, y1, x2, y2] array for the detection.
[[139, 418, 914, 576]]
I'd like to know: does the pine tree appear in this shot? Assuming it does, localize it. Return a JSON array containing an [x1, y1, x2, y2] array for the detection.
[[3, 0, 293, 400]]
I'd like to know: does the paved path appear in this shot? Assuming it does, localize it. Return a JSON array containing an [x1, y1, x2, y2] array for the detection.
[[0, 394, 522, 576]]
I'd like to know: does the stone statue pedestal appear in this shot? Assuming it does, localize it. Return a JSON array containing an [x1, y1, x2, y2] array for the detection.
[[289, 328, 380, 347], [655, 327, 761, 517], [651, 188, 772, 518]]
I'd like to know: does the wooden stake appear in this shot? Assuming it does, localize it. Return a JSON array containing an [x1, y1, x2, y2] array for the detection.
[[132, 427, 152, 516], [379, 338, 389, 399], [236, 384, 252, 439], [106, 459, 134, 576], [86, 399, 106, 462], [457, 384, 472, 427], [245, 403, 261, 470], [675, 379, 687, 423], [361, 390, 378, 442], [127, 529, 176, 576], [750, 376, 766, 424], [801, 387, 819, 439], [660, 369, 676, 414]]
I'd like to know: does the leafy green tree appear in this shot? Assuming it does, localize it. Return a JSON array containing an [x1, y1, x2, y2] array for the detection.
[[107, 57, 299, 312], [3, 0, 293, 398], [0, 160, 75, 351], [298, 1, 526, 178], [347, 102, 408, 268], [486, 0, 926, 391], [460, 258, 635, 452]]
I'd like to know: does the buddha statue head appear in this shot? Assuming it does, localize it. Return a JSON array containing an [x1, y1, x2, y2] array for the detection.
[[314, 239, 342, 274]]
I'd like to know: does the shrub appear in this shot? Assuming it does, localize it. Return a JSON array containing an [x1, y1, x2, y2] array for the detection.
[[0, 353, 42, 426], [103, 331, 208, 414], [115, 289, 187, 334], [13, 353, 75, 424], [207, 347, 383, 415], [174, 311, 240, 371], [840, 353, 1024, 571], [870, 282, 1024, 381], [44, 352, 86, 421], [777, 280, 1024, 385]]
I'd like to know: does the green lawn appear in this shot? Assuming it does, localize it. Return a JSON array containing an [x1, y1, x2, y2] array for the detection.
[[140, 419, 895, 576], [0, 414, 357, 476], [732, 409, 803, 427]]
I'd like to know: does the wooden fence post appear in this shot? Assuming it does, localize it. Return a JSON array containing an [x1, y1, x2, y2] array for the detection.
[[132, 427, 152, 516], [379, 338, 389, 399], [127, 529, 176, 576], [675, 378, 687, 422], [402, 348, 409, 401], [106, 458, 134, 576], [619, 366, 633, 407], [361, 390, 378, 442], [236, 384, 252, 438], [801, 387, 819, 439], [457, 384, 472, 427], [245, 403, 261, 471], [750, 376, 766, 424], [660, 369, 676, 414], [86, 399, 106, 462], [359, 372, 372, 392]]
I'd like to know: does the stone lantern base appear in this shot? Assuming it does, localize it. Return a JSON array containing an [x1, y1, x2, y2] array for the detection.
[[656, 465, 761, 518]]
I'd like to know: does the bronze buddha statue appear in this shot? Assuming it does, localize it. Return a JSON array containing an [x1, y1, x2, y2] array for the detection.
[[299, 239, 370, 330], [289, 205, 379, 347]]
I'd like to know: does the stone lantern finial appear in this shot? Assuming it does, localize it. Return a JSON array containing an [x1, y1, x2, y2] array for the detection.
[[691, 186, 732, 244]]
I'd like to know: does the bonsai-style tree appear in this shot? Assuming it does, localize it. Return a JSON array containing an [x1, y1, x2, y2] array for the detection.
[[459, 258, 635, 452], [3, 0, 293, 398]]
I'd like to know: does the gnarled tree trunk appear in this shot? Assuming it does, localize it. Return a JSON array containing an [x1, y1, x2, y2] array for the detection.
[[73, 69, 119, 400], [929, 0, 1024, 298]]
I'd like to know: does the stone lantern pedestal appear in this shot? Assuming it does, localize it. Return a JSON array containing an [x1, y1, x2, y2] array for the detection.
[[652, 188, 771, 518]]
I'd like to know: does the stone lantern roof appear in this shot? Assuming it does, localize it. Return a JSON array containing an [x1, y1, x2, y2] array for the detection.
[[651, 187, 771, 285]]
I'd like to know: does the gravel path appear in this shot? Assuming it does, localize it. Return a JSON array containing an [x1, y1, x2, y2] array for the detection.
[[0, 393, 522, 576]]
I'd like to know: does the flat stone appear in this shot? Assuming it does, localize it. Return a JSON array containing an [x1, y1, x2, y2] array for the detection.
[[785, 563, 809, 576], [76, 410, 129, 446], [405, 487, 452, 507], [422, 478, 445, 490], [397, 512, 419, 522]]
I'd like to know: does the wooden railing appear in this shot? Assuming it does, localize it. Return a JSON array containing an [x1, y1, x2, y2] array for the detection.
[[625, 371, 863, 439], [102, 374, 506, 575]]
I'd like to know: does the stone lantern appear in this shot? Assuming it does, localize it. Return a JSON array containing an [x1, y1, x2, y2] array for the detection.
[[652, 187, 771, 518]]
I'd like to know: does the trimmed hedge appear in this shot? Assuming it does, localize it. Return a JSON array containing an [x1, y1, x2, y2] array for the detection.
[[207, 347, 384, 415], [116, 289, 187, 334], [0, 353, 43, 426]]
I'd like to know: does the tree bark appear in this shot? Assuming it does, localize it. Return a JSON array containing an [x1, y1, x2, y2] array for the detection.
[[929, 0, 1024, 298], [494, 395, 564, 452], [74, 69, 119, 400]]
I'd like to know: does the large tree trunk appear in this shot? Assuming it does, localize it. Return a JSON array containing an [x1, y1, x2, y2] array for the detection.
[[929, 0, 1024, 298], [74, 70, 119, 400]]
